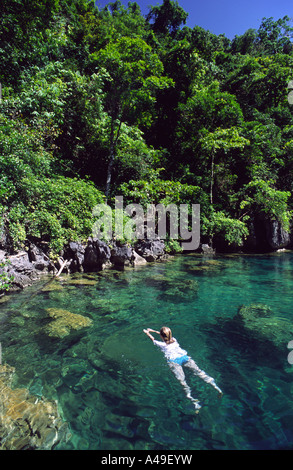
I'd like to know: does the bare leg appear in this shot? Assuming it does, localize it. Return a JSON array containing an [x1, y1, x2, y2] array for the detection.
[[168, 362, 201, 412], [184, 358, 223, 396]]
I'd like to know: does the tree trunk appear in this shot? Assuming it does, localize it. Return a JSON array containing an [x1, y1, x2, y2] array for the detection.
[[105, 117, 122, 200], [105, 147, 115, 200], [210, 149, 215, 205]]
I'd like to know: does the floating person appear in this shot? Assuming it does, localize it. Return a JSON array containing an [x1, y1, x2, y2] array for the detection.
[[143, 326, 222, 412]]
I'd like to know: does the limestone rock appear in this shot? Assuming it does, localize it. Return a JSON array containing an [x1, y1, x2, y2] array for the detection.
[[4, 247, 53, 291], [199, 243, 215, 254], [244, 217, 291, 252], [83, 238, 111, 272], [110, 244, 133, 267], [236, 303, 293, 351], [44, 308, 93, 338], [110, 243, 147, 267], [264, 219, 291, 250], [131, 250, 147, 266], [135, 239, 165, 262], [63, 241, 85, 272], [0, 364, 69, 450]]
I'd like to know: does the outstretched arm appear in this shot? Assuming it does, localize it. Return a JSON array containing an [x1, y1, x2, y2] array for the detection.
[[143, 328, 160, 341]]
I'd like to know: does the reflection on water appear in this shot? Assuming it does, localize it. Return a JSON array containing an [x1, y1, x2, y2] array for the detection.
[[1, 252, 293, 450]]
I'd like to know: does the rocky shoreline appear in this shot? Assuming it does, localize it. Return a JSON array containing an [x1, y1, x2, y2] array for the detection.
[[1, 214, 293, 295], [0, 238, 170, 294]]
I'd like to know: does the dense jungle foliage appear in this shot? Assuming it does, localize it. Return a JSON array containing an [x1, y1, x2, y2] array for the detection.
[[0, 0, 293, 255]]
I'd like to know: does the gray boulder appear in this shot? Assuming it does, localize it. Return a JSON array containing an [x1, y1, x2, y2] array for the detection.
[[82, 238, 111, 271], [64, 241, 85, 272], [135, 239, 165, 262], [264, 219, 290, 250], [3, 245, 53, 290], [110, 243, 133, 267], [244, 216, 291, 252]]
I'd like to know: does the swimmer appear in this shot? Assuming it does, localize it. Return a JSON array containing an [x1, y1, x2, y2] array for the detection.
[[143, 326, 223, 412]]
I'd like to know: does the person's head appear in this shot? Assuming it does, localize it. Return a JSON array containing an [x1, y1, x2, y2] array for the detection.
[[160, 326, 173, 344]]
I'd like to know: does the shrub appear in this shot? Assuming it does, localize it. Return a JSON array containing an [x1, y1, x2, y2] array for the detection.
[[7, 176, 105, 255]]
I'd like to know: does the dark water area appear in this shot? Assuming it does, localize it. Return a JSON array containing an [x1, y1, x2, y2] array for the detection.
[[1, 251, 293, 450]]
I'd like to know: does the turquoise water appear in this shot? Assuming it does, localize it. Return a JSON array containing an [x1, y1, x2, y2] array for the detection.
[[1, 251, 293, 450]]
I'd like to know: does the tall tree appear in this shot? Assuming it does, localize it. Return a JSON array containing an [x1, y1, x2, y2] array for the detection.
[[89, 36, 172, 196], [199, 127, 249, 205], [256, 16, 293, 55], [146, 0, 188, 37]]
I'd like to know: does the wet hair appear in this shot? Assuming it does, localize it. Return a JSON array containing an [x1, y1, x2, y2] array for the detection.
[[160, 326, 175, 344]]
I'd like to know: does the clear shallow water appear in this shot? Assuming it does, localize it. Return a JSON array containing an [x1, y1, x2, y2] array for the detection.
[[1, 251, 293, 450]]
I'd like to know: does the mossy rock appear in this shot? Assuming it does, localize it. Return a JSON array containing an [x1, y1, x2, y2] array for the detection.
[[44, 308, 92, 338], [42, 281, 64, 292], [184, 261, 224, 276], [0, 363, 69, 450], [237, 303, 293, 351], [159, 278, 199, 303], [67, 279, 98, 286], [237, 303, 273, 322]]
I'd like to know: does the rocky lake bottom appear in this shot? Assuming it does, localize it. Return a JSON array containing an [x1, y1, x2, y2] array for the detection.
[[1, 251, 293, 450]]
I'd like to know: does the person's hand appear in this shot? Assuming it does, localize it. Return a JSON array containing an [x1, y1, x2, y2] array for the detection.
[[148, 328, 159, 334], [143, 329, 148, 334]]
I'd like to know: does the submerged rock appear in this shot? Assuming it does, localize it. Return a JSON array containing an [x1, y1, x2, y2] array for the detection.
[[44, 308, 93, 338], [145, 274, 199, 303], [0, 364, 69, 450], [236, 303, 293, 352], [184, 259, 224, 276], [159, 278, 199, 303], [67, 278, 98, 286]]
